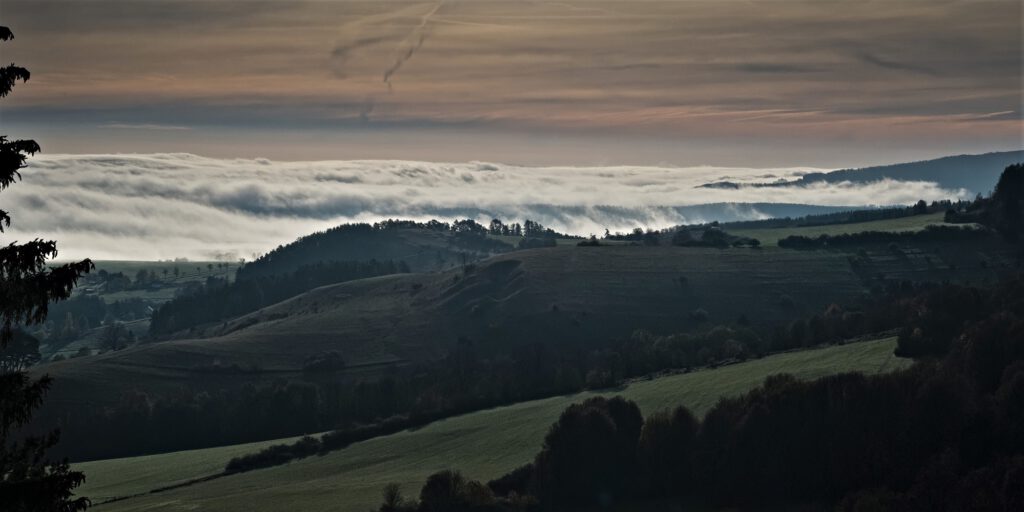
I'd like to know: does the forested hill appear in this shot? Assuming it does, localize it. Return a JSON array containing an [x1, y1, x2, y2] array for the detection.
[[701, 150, 1023, 194], [800, 150, 1024, 192], [237, 220, 514, 279]]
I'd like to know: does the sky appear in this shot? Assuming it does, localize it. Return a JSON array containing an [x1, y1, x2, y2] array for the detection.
[[2, 0, 1021, 168]]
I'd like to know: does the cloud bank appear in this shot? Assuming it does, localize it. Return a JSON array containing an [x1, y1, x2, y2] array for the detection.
[[1, 153, 972, 261]]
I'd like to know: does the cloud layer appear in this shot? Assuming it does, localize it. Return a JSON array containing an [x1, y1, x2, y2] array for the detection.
[[2, 153, 970, 261]]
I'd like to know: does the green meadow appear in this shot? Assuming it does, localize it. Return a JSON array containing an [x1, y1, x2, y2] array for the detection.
[[81, 337, 908, 512]]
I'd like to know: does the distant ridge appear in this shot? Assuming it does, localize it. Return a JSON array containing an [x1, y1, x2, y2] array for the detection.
[[699, 150, 1024, 194]]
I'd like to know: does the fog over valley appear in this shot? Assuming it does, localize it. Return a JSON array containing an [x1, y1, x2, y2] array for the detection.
[[11, 153, 974, 260]]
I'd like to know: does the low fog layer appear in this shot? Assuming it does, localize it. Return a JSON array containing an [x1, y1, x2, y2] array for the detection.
[[9, 153, 969, 261]]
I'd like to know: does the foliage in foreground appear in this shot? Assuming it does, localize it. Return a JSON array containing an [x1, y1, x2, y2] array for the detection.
[[0, 26, 92, 512]]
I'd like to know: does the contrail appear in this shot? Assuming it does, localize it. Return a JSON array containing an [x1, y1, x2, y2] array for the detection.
[[383, 1, 444, 90]]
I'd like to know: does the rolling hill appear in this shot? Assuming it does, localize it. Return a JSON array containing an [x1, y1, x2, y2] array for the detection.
[[238, 223, 514, 277], [36, 246, 871, 412], [35, 207, 1018, 434], [77, 337, 909, 512]]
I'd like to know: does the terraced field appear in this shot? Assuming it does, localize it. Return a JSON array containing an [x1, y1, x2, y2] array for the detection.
[[79, 337, 909, 512]]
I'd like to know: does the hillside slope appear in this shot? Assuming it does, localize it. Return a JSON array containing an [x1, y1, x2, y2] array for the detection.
[[239, 224, 513, 277], [78, 337, 909, 512], [37, 246, 870, 410]]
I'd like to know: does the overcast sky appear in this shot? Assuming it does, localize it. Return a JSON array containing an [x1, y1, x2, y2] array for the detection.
[[2, 0, 1021, 168]]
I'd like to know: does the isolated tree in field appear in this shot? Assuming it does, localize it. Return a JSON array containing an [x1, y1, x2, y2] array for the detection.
[[913, 199, 928, 215], [0, 26, 93, 511], [378, 482, 413, 512], [134, 268, 149, 287]]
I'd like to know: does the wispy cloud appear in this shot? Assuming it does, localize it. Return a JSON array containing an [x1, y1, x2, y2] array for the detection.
[[99, 123, 191, 131], [857, 52, 940, 77]]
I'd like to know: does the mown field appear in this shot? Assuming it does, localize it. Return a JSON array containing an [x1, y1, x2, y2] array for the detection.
[[79, 337, 909, 512], [728, 212, 951, 247]]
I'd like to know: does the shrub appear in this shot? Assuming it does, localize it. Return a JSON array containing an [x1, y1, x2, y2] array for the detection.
[[225, 436, 322, 473]]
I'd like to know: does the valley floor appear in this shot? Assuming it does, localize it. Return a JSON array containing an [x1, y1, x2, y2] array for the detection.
[[78, 337, 908, 512]]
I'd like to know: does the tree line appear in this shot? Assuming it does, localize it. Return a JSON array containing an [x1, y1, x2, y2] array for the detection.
[[721, 199, 966, 231], [777, 224, 990, 249]]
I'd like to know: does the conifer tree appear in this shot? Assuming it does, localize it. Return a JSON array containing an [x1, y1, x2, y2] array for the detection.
[[0, 26, 93, 511]]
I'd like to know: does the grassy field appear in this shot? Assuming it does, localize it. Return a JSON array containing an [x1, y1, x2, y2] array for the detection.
[[79, 337, 909, 512], [728, 212, 952, 247]]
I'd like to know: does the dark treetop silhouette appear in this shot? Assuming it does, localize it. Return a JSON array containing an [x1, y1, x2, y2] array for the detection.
[[0, 26, 93, 512]]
